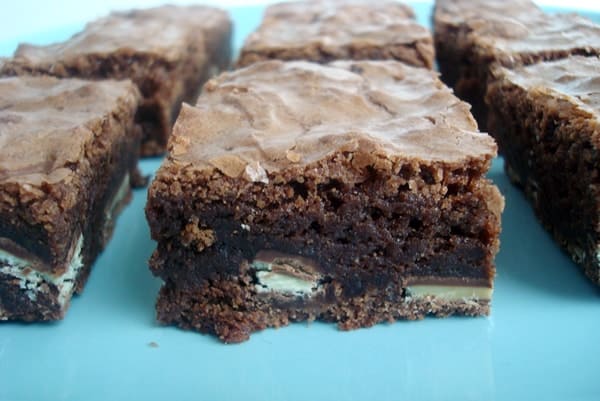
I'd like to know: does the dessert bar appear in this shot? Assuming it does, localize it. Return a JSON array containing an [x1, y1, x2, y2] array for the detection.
[[433, 0, 600, 127], [146, 60, 504, 343], [1, 5, 232, 156], [0, 76, 141, 320], [238, 0, 434, 69], [486, 56, 600, 284]]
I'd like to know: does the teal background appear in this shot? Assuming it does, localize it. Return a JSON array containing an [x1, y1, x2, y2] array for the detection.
[[1, 3, 600, 400]]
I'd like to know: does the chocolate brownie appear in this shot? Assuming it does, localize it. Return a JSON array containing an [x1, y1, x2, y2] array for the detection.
[[237, 0, 434, 69], [433, 0, 600, 128], [486, 56, 600, 285], [0, 76, 141, 320], [0, 5, 232, 156], [146, 60, 504, 343]]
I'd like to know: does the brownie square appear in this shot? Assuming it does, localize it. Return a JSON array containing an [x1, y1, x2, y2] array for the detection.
[[1, 5, 232, 156], [433, 0, 600, 128], [0, 76, 141, 320], [237, 0, 434, 69], [146, 60, 504, 343], [486, 56, 600, 285]]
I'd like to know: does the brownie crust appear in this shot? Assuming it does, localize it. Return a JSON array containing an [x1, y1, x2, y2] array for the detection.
[[146, 60, 504, 342], [0, 5, 232, 156], [433, 0, 600, 128], [486, 56, 600, 285], [0, 76, 141, 320], [237, 0, 434, 69]]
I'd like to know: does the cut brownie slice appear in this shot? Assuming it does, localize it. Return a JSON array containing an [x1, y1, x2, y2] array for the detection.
[[0, 76, 141, 320], [0, 5, 232, 156], [237, 0, 434, 69], [433, 0, 600, 128], [486, 56, 600, 285], [146, 60, 504, 343]]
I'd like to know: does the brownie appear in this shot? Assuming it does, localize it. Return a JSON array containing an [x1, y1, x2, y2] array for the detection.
[[433, 0, 600, 128], [0, 76, 141, 320], [0, 5, 232, 156], [486, 56, 600, 285], [237, 0, 434, 69], [146, 60, 504, 343]]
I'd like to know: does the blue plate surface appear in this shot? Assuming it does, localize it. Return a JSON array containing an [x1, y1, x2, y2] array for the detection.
[[1, 3, 599, 401]]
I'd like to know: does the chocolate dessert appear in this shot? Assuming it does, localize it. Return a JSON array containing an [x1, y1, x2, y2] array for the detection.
[[0, 76, 141, 320], [146, 60, 504, 343], [1, 5, 232, 156], [238, 0, 434, 69], [433, 0, 600, 127], [486, 56, 600, 284]]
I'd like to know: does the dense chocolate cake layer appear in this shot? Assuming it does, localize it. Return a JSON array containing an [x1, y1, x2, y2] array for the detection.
[[1, 5, 232, 156], [156, 279, 490, 344], [146, 60, 504, 342], [0, 76, 141, 320], [238, 0, 434, 68], [486, 56, 600, 285]]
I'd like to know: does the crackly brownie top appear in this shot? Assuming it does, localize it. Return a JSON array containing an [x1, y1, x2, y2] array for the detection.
[[10, 5, 229, 65], [434, 0, 542, 29], [0, 76, 139, 185], [435, 0, 600, 59], [493, 56, 600, 115], [476, 14, 600, 58], [166, 60, 496, 180], [241, 0, 430, 54]]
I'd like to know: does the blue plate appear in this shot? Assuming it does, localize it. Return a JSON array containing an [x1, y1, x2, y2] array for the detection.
[[1, 3, 599, 401]]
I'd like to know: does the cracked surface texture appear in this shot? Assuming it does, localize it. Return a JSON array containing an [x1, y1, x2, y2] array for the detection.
[[493, 56, 600, 113], [8, 6, 228, 64], [433, 0, 600, 127], [168, 60, 496, 176], [238, 0, 434, 68], [0, 76, 139, 186], [1, 5, 233, 156]]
